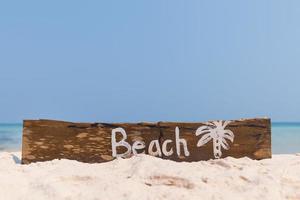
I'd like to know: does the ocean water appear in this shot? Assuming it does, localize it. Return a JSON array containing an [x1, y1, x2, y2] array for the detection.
[[0, 124, 22, 151], [272, 123, 300, 154], [0, 123, 299, 154]]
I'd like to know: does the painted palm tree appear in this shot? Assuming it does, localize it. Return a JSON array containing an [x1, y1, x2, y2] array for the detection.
[[195, 120, 234, 158]]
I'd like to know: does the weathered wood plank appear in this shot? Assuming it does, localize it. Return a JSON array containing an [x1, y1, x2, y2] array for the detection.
[[22, 118, 271, 164]]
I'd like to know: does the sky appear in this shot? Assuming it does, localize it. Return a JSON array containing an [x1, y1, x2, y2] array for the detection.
[[1, 1, 300, 123]]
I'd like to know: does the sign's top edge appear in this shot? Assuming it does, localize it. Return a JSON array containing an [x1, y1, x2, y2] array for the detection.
[[23, 117, 271, 124]]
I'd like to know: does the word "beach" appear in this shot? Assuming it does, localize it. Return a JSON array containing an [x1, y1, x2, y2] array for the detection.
[[111, 127, 190, 158]]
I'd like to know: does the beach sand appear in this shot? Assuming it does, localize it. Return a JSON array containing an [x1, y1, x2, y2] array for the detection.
[[0, 152, 299, 200]]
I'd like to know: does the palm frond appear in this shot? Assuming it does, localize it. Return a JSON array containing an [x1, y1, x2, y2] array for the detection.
[[195, 126, 211, 136], [222, 120, 231, 128], [197, 133, 212, 147], [205, 122, 215, 126], [215, 120, 223, 127], [223, 134, 234, 143], [220, 138, 229, 150], [223, 130, 234, 140]]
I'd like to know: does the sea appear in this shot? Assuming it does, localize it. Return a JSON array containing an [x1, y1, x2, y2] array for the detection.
[[0, 123, 299, 154]]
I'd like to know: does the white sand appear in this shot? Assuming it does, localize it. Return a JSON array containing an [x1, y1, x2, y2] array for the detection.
[[0, 152, 299, 200]]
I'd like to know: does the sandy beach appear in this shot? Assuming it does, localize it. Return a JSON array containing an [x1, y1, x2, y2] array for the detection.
[[0, 152, 299, 200]]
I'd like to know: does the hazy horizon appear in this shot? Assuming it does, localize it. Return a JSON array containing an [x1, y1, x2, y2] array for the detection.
[[1, 121, 300, 124]]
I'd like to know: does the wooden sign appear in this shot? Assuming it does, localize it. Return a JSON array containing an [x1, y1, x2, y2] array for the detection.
[[21, 118, 271, 164]]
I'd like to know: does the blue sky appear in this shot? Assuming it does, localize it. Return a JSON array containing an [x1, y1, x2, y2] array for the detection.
[[1, 1, 300, 122]]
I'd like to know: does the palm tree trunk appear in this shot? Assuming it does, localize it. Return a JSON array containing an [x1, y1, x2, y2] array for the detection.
[[213, 138, 222, 158]]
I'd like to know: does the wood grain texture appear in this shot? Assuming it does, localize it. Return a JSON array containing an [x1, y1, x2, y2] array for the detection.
[[22, 118, 271, 164]]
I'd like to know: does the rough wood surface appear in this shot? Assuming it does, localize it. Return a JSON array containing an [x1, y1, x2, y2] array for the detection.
[[22, 118, 271, 164]]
